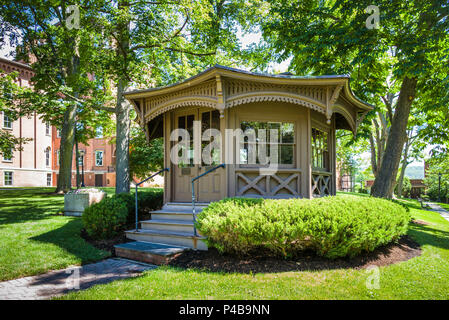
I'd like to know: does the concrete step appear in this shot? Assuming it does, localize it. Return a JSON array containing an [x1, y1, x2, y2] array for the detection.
[[114, 241, 187, 265], [125, 229, 207, 250], [150, 210, 196, 221], [140, 219, 195, 233], [163, 202, 209, 212]]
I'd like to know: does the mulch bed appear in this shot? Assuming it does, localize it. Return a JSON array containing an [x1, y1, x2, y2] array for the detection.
[[81, 229, 131, 254], [168, 235, 421, 273]]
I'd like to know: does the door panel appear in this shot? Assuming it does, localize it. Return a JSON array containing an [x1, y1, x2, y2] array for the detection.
[[173, 112, 197, 202], [172, 108, 223, 202], [198, 110, 222, 202]]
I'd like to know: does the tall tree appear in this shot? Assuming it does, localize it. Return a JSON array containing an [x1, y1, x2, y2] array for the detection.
[[0, 1, 114, 193], [93, 0, 254, 193], [261, 0, 449, 198]]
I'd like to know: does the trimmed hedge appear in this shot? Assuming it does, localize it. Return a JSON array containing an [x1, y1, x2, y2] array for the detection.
[[82, 189, 164, 239], [111, 189, 164, 224], [196, 195, 410, 259], [82, 197, 128, 240]]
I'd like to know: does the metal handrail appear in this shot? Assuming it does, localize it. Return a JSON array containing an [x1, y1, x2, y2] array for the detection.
[[135, 168, 169, 231], [191, 163, 225, 236]]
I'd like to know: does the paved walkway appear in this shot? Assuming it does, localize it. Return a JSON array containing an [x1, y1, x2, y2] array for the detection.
[[0, 258, 156, 300], [425, 202, 449, 223]]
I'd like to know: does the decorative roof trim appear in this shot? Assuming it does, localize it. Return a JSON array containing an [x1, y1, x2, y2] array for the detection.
[[225, 92, 326, 115], [145, 97, 218, 122]]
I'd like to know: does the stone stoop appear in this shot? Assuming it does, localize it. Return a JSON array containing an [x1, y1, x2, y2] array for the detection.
[[116, 203, 209, 264], [114, 241, 186, 265]]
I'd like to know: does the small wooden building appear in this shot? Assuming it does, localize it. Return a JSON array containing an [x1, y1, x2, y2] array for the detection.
[[125, 65, 372, 204]]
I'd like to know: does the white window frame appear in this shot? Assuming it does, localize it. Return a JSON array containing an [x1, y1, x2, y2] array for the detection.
[[95, 150, 104, 166], [45, 122, 51, 136], [2, 148, 13, 162], [45, 148, 51, 167], [3, 112, 12, 130], [4, 171, 13, 186]]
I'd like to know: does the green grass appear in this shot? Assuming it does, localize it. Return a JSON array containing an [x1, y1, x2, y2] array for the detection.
[[0, 188, 112, 281], [0, 186, 161, 281], [59, 194, 449, 300], [438, 202, 449, 211]]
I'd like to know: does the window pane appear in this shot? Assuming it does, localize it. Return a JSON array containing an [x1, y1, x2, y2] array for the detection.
[[211, 110, 220, 130], [95, 151, 103, 166], [239, 121, 295, 166], [4, 172, 13, 185], [281, 123, 294, 143], [280, 145, 294, 164]]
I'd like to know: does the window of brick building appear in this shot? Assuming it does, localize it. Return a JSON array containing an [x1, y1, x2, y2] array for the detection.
[[4, 171, 13, 186], [95, 150, 104, 166]]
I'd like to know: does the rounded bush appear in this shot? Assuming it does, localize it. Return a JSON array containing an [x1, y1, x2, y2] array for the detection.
[[82, 197, 128, 240], [196, 195, 411, 259]]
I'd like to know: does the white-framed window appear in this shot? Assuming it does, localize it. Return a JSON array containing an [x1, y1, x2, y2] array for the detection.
[[239, 121, 295, 166], [4, 171, 13, 186], [95, 150, 104, 166], [3, 113, 12, 129], [45, 122, 50, 136], [45, 147, 51, 167], [57, 129, 61, 138], [2, 148, 13, 162], [47, 173, 52, 186]]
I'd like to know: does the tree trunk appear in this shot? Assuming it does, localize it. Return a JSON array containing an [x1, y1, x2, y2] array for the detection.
[[75, 127, 81, 189], [114, 0, 131, 194], [115, 78, 131, 194], [55, 46, 80, 194], [396, 135, 411, 198], [371, 77, 417, 198], [56, 104, 76, 193]]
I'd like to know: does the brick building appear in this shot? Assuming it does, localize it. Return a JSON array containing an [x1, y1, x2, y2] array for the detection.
[[51, 127, 116, 187], [0, 57, 54, 187], [1, 57, 117, 188]]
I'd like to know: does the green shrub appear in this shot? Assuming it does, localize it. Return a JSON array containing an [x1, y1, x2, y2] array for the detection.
[[82, 197, 128, 240], [111, 189, 164, 224], [196, 195, 410, 259]]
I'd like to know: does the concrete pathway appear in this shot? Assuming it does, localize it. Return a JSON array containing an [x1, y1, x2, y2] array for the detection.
[[425, 202, 449, 223], [0, 258, 156, 300]]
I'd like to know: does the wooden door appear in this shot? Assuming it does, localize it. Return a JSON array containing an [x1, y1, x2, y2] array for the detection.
[[172, 108, 223, 202], [95, 174, 103, 187], [173, 111, 198, 202], [197, 109, 223, 202]]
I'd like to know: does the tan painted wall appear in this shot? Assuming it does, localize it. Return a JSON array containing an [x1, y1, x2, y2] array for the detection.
[[161, 101, 336, 202]]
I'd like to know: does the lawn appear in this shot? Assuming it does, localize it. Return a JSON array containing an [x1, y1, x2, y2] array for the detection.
[[0, 188, 110, 281], [0, 187, 157, 281], [59, 194, 449, 300]]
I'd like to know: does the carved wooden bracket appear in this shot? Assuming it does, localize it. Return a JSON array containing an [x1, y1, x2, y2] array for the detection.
[[326, 85, 343, 124]]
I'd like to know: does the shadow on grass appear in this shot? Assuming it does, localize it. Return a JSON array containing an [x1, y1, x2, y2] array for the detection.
[[408, 223, 449, 251], [30, 219, 110, 265], [0, 201, 64, 225]]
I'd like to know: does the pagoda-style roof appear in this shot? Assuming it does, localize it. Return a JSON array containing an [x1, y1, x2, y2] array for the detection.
[[124, 65, 372, 134]]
